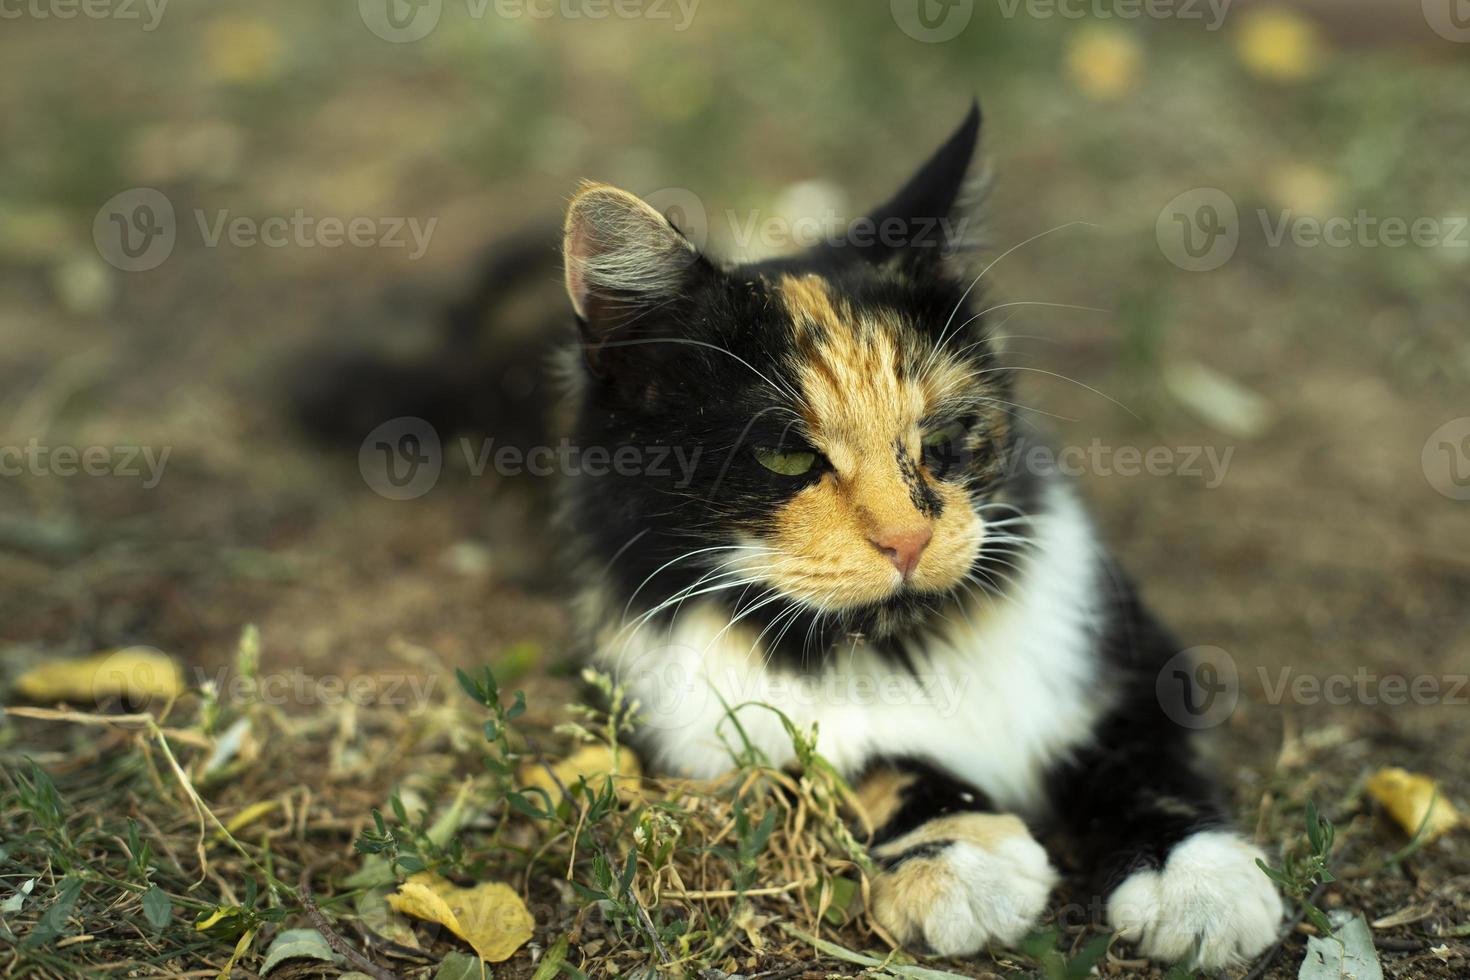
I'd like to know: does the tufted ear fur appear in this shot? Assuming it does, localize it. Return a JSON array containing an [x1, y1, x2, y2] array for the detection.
[[563, 182, 702, 334]]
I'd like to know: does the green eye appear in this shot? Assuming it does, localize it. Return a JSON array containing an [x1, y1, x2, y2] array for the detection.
[[922, 422, 967, 447], [754, 447, 818, 476]]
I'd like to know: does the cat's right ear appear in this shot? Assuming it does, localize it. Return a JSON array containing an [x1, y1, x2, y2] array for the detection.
[[563, 182, 704, 353]]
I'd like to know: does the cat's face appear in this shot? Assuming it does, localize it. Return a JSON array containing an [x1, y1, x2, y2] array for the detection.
[[564, 104, 1018, 643], [729, 271, 1006, 621]]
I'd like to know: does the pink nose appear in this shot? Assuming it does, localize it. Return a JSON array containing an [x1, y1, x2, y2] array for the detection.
[[870, 527, 933, 579]]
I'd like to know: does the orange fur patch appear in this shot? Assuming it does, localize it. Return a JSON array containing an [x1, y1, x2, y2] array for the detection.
[[748, 275, 983, 611], [854, 766, 919, 836]]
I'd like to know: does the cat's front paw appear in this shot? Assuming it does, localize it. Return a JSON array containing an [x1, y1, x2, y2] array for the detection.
[[870, 813, 1057, 957], [1108, 830, 1284, 969]]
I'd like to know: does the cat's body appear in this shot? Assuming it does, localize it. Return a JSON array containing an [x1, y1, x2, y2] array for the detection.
[[554, 103, 1283, 967], [592, 475, 1106, 809], [296, 101, 1283, 968]]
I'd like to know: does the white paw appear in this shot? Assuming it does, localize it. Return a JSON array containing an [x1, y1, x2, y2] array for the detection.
[[1108, 830, 1284, 969], [871, 814, 1057, 957]]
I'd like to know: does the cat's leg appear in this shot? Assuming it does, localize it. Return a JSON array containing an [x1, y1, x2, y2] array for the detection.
[[1049, 597, 1283, 969], [855, 760, 1057, 957]]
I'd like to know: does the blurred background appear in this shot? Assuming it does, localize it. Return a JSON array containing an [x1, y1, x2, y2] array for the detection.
[[0, 0, 1467, 972]]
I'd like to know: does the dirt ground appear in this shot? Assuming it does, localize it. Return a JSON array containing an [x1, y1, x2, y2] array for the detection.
[[2, 2, 1468, 978]]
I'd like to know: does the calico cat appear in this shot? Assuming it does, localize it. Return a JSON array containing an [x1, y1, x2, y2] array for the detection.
[[556, 102, 1284, 967]]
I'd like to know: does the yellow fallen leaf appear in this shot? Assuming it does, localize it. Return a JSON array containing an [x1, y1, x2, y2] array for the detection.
[[1366, 767, 1461, 843], [14, 648, 184, 704], [217, 927, 257, 980], [1236, 7, 1324, 83], [518, 744, 642, 810], [1065, 26, 1142, 102], [387, 873, 532, 963], [218, 800, 279, 840], [1265, 162, 1339, 218]]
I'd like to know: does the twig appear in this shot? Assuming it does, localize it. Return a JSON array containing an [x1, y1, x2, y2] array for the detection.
[[777, 923, 974, 980], [3, 706, 211, 747], [298, 861, 400, 980], [662, 878, 814, 900]]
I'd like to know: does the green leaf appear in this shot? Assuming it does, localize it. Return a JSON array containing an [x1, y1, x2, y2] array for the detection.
[[816, 875, 859, 926], [435, 950, 487, 980], [2, 879, 34, 914], [507, 792, 550, 820], [1255, 858, 1292, 887], [1066, 933, 1113, 980], [260, 928, 343, 975], [532, 933, 571, 980], [142, 885, 172, 930], [1305, 799, 1323, 853], [1300, 911, 1381, 980], [505, 691, 527, 721], [1304, 904, 1334, 938], [456, 668, 485, 705], [23, 876, 83, 949], [618, 848, 637, 896]]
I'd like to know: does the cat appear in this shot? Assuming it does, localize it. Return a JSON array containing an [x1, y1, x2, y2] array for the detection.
[[555, 101, 1284, 968]]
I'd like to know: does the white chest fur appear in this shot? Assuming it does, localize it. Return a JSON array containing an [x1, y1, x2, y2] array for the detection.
[[597, 484, 1112, 816]]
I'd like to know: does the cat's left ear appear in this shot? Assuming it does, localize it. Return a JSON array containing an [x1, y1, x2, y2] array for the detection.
[[563, 182, 704, 335], [840, 100, 984, 269]]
